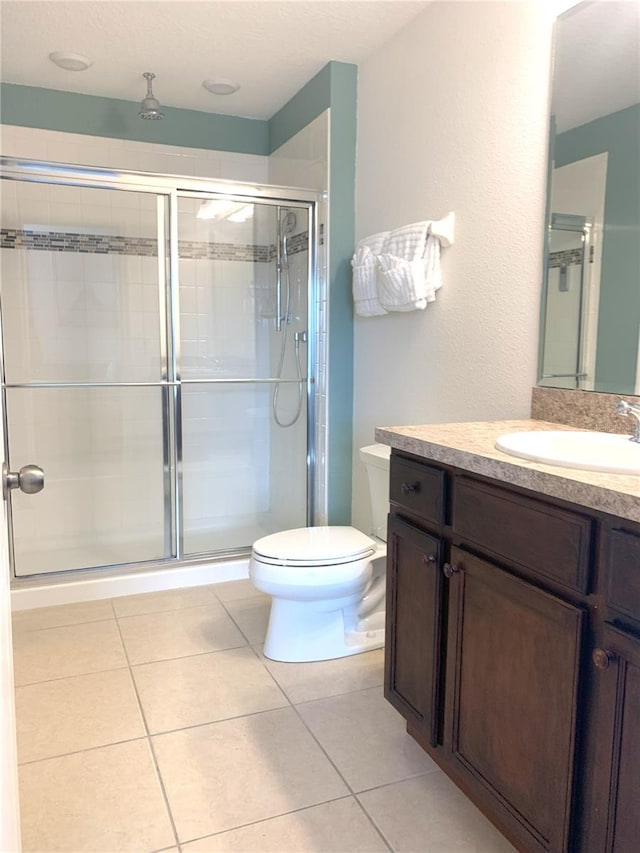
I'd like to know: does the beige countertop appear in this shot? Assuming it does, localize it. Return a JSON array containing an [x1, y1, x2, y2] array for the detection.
[[375, 419, 640, 524]]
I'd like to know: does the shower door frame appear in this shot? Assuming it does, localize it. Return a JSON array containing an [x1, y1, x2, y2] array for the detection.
[[0, 157, 321, 581], [539, 212, 593, 390]]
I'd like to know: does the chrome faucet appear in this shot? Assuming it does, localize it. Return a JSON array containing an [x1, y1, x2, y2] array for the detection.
[[616, 399, 640, 443]]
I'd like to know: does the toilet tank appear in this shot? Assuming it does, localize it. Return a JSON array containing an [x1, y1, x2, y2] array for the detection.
[[359, 444, 391, 542]]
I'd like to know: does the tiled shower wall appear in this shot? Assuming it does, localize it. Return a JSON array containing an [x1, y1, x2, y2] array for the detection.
[[0, 123, 328, 574]]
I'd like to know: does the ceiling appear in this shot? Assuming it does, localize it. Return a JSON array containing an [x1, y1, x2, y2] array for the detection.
[[552, 0, 640, 133], [0, 1, 430, 120]]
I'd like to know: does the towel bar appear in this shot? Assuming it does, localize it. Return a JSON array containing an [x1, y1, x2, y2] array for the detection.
[[429, 211, 455, 248]]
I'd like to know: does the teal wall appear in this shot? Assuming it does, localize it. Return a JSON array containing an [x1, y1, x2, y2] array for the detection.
[[270, 62, 357, 523], [1, 61, 358, 523], [0, 83, 267, 154], [555, 104, 640, 394]]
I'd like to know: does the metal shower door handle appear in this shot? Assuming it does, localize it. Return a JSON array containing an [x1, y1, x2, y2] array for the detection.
[[2, 462, 45, 500]]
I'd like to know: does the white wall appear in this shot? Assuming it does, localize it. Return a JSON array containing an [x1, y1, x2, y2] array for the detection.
[[352, 0, 553, 532]]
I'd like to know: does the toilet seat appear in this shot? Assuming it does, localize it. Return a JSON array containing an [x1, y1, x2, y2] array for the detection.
[[252, 526, 376, 567]]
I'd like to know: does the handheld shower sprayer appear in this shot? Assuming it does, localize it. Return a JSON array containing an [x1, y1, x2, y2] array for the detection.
[[273, 208, 305, 428]]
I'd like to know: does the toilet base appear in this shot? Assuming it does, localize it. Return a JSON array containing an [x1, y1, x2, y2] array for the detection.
[[262, 595, 385, 663]]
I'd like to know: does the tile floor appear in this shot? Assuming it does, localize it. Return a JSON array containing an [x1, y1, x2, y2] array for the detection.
[[12, 580, 516, 852]]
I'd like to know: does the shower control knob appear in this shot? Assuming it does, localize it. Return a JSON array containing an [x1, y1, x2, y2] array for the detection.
[[2, 462, 45, 500]]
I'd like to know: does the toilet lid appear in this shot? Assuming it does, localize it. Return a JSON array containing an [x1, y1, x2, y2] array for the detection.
[[252, 526, 376, 565]]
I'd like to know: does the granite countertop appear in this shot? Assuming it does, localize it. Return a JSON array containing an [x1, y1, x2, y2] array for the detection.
[[375, 419, 640, 524]]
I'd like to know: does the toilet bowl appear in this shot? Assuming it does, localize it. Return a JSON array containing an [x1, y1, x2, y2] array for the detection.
[[249, 444, 390, 662]]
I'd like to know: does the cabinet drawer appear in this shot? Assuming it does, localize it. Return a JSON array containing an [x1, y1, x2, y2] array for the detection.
[[390, 456, 445, 525], [606, 528, 640, 625], [452, 477, 593, 593]]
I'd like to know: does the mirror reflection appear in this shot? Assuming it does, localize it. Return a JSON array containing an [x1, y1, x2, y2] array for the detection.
[[539, 0, 640, 394]]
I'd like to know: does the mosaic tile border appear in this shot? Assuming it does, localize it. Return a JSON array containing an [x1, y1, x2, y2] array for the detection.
[[548, 247, 594, 269], [0, 228, 309, 262]]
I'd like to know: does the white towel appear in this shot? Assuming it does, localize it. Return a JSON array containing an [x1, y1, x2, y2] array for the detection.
[[381, 221, 430, 260], [424, 232, 442, 299], [377, 222, 431, 312], [351, 230, 389, 317], [377, 254, 428, 311], [378, 233, 442, 312]]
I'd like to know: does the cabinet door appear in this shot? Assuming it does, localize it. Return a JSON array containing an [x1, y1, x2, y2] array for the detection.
[[384, 515, 443, 747], [588, 625, 640, 853], [445, 547, 584, 853]]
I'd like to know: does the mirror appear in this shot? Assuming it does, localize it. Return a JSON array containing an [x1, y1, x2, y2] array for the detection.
[[539, 1, 640, 394]]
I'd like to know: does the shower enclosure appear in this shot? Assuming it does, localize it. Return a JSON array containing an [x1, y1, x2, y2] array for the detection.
[[539, 213, 594, 390], [0, 158, 318, 579]]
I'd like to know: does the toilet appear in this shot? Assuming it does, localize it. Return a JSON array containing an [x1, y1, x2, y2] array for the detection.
[[249, 444, 391, 662]]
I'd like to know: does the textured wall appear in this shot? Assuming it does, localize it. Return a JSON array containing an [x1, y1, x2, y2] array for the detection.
[[352, 0, 553, 533]]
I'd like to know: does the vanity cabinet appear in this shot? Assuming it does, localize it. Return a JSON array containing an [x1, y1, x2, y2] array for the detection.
[[588, 624, 640, 853], [444, 545, 583, 851], [385, 514, 443, 747], [586, 525, 640, 853], [385, 450, 640, 853]]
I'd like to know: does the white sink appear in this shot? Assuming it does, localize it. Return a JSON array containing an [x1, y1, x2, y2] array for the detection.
[[495, 431, 640, 475]]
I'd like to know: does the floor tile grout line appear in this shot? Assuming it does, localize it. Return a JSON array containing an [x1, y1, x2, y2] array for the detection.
[[11, 594, 256, 633], [137, 700, 294, 740], [17, 733, 152, 767], [11, 584, 265, 634], [289, 700, 359, 798], [176, 793, 357, 848], [217, 597, 266, 648], [352, 794, 395, 852], [115, 599, 230, 620], [286, 681, 434, 852], [14, 663, 132, 689], [126, 641, 251, 668], [113, 612, 182, 851], [287, 678, 387, 709], [352, 771, 450, 853], [243, 631, 388, 708], [11, 615, 119, 635], [354, 767, 443, 798]]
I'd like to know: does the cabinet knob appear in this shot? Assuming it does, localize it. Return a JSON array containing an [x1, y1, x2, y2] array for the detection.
[[592, 648, 615, 670], [401, 481, 419, 495], [423, 554, 436, 566], [443, 562, 460, 578]]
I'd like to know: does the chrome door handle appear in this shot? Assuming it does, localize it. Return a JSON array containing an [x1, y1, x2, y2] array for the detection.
[[2, 462, 45, 500]]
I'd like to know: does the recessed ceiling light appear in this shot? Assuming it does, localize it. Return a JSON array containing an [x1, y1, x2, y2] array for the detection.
[[49, 52, 93, 71], [202, 79, 240, 96]]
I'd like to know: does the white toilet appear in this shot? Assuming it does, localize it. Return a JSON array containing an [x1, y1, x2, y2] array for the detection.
[[249, 444, 391, 662]]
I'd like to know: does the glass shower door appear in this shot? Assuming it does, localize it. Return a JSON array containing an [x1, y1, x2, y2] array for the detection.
[[540, 214, 591, 390], [0, 180, 170, 576], [178, 196, 309, 555]]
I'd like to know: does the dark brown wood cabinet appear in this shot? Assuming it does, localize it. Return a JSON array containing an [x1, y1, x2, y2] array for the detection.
[[445, 546, 583, 852], [385, 449, 640, 853], [588, 625, 640, 853], [384, 514, 443, 747]]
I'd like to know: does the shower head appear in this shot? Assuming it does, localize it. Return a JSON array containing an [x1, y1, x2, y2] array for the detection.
[[139, 72, 164, 120], [281, 210, 297, 235]]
